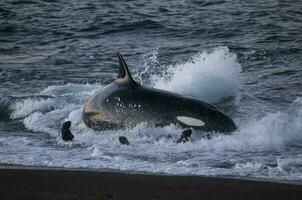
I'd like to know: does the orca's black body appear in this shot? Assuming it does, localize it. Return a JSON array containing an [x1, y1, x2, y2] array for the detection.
[[83, 54, 236, 133]]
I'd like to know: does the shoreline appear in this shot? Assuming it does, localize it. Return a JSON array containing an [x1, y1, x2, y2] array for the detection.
[[1, 164, 301, 186], [1, 166, 302, 199]]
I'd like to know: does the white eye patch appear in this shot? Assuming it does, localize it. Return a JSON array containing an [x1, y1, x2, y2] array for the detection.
[[176, 116, 205, 127]]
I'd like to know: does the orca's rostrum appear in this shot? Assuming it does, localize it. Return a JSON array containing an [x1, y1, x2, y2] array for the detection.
[[83, 54, 236, 133]]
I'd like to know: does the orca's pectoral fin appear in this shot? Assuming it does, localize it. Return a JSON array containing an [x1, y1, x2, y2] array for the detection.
[[117, 53, 138, 86]]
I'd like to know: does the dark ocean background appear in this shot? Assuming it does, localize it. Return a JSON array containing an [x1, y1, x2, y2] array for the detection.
[[0, 0, 302, 182]]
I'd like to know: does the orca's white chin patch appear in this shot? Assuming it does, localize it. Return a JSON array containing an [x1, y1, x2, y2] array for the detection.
[[176, 116, 205, 127]]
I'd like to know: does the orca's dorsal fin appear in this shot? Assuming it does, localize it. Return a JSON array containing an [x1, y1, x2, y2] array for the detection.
[[117, 53, 138, 86]]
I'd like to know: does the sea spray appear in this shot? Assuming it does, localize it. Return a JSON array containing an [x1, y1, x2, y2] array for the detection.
[[133, 47, 241, 103], [5, 95, 302, 181], [6, 50, 302, 181]]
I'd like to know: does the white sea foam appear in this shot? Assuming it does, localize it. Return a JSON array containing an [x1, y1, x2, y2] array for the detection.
[[3, 97, 302, 180], [4, 49, 302, 181], [10, 98, 59, 119], [132, 47, 241, 103], [153, 47, 241, 103], [41, 83, 99, 97]]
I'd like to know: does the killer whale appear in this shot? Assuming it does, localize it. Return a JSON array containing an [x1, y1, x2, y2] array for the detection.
[[83, 53, 236, 133]]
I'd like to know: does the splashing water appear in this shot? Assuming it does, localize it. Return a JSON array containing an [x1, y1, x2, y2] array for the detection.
[[2, 48, 302, 182], [156, 47, 241, 103], [133, 47, 241, 103]]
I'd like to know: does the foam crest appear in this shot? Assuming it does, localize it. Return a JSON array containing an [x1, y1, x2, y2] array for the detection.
[[41, 83, 100, 97], [152, 47, 241, 103], [23, 112, 59, 136], [202, 97, 302, 152], [10, 83, 102, 137], [10, 98, 59, 119], [250, 98, 302, 147]]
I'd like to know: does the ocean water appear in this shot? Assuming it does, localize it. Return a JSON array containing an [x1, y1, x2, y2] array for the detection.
[[1, 0, 302, 182]]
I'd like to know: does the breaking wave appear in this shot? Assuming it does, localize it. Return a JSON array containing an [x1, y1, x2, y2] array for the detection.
[[134, 47, 241, 103], [3, 48, 302, 181]]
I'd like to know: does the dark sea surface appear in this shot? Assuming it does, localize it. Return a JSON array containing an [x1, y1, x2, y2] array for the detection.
[[0, 0, 302, 182]]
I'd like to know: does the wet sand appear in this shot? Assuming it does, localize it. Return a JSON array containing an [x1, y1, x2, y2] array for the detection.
[[1, 168, 302, 200]]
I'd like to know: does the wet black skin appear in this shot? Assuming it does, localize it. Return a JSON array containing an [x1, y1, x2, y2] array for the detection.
[[62, 121, 74, 141], [83, 79, 236, 133], [82, 54, 237, 133]]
